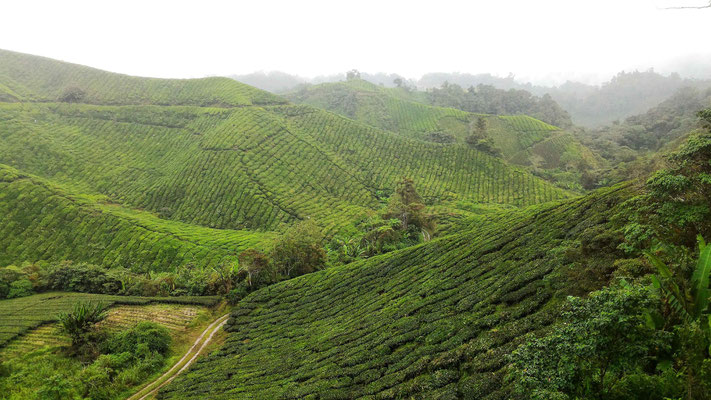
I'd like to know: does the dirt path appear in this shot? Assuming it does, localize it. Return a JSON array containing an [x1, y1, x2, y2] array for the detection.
[[127, 313, 230, 400]]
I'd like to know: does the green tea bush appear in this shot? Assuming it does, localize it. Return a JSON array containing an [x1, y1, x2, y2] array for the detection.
[[159, 185, 635, 399]]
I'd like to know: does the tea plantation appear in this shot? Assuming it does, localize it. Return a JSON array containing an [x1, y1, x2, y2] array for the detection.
[[0, 164, 269, 270], [0, 79, 570, 235], [159, 184, 635, 399], [285, 80, 602, 184], [0, 292, 218, 348], [0, 49, 284, 106]]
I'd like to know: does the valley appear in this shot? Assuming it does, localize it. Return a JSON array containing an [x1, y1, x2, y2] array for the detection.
[[1, 42, 710, 400]]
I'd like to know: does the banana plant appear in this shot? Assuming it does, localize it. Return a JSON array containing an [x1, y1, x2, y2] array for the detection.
[[645, 235, 711, 353]]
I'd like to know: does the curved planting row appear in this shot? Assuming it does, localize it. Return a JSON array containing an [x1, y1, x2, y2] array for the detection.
[[288, 80, 472, 141], [0, 164, 268, 270], [0, 102, 569, 234], [160, 184, 634, 399], [280, 106, 570, 206]]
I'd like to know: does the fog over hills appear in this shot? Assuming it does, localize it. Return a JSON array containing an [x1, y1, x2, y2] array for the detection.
[[232, 65, 711, 127]]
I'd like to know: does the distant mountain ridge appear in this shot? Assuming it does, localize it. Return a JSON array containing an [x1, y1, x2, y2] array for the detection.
[[231, 69, 711, 128]]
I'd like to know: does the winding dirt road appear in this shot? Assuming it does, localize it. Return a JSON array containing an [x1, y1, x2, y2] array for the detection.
[[127, 313, 230, 400]]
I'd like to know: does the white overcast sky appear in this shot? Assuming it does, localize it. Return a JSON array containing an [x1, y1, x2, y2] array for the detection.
[[1, 0, 710, 85]]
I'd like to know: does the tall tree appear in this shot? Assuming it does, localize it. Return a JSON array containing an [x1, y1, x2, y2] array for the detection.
[[385, 177, 433, 235], [271, 219, 326, 278], [238, 249, 272, 288]]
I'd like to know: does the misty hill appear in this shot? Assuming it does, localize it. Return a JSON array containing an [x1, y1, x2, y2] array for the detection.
[[238, 69, 711, 129], [419, 70, 711, 128], [231, 71, 413, 94], [0, 50, 569, 238], [287, 79, 602, 190], [228, 71, 308, 94], [587, 85, 711, 159]]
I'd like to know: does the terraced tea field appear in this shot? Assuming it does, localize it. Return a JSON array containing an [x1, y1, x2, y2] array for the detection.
[[286, 79, 471, 139], [0, 101, 569, 236], [0, 164, 269, 270], [160, 184, 635, 399], [278, 106, 569, 206], [0, 292, 218, 349], [0, 324, 69, 357], [285, 80, 602, 185]]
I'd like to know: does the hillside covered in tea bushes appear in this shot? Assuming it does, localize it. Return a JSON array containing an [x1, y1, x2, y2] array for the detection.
[[286, 80, 603, 190], [159, 183, 636, 399], [0, 164, 267, 271], [0, 49, 284, 106], [0, 51, 570, 240], [5, 49, 710, 400]]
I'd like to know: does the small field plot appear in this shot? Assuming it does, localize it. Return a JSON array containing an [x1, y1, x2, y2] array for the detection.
[[0, 292, 218, 350]]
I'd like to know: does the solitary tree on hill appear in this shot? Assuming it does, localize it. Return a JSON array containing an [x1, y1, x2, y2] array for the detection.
[[385, 177, 434, 236], [270, 219, 326, 278], [238, 249, 272, 288], [346, 69, 361, 80], [476, 116, 488, 135]]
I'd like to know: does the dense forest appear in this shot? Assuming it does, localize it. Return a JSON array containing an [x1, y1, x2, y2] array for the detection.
[[1, 41, 711, 400]]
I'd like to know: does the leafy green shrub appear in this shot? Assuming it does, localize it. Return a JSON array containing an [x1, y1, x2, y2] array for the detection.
[[619, 125, 711, 251], [36, 374, 73, 400], [58, 301, 108, 349], [508, 285, 671, 399], [45, 262, 122, 294], [104, 321, 171, 357], [271, 219, 326, 278], [6, 278, 33, 298]]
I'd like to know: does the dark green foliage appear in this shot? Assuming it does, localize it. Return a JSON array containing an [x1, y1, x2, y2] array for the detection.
[[6, 278, 33, 299], [644, 240, 711, 398], [270, 220, 326, 278], [327, 179, 435, 265], [103, 321, 171, 357], [237, 249, 274, 289], [508, 285, 671, 400], [158, 185, 635, 399], [59, 86, 86, 103], [426, 81, 573, 128], [646, 237, 711, 324], [620, 123, 711, 250], [58, 301, 108, 354], [383, 177, 431, 233], [36, 374, 73, 400], [45, 262, 122, 294]]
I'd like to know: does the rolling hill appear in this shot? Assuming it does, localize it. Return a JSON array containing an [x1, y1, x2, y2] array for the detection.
[[0, 164, 268, 270], [286, 80, 603, 189], [0, 50, 570, 242], [159, 183, 635, 399], [0, 49, 284, 107]]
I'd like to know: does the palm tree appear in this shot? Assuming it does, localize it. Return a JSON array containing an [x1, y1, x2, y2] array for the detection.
[[57, 301, 108, 347]]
